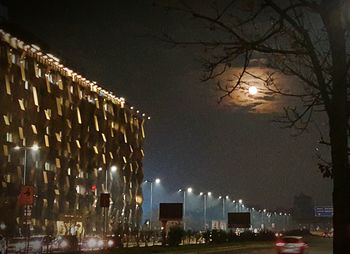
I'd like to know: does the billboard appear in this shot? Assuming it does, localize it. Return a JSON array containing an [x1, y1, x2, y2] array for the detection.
[[159, 203, 183, 221], [228, 212, 251, 228]]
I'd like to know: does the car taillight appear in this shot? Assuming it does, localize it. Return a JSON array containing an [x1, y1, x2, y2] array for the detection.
[[275, 241, 285, 247]]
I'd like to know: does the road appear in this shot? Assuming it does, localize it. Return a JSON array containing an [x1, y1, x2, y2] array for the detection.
[[210, 237, 332, 254]]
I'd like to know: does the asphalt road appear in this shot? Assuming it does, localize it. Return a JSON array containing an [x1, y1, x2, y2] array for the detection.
[[212, 237, 332, 254], [206, 237, 333, 254]]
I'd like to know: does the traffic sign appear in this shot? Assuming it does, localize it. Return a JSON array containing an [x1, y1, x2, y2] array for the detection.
[[19, 186, 34, 206], [314, 206, 333, 217]]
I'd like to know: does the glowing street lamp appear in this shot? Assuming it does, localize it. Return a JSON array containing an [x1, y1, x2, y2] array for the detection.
[[200, 191, 211, 230], [111, 165, 117, 173], [179, 187, 192, 230], [145, 178, 161, 229], [13, 145, 40, 185]]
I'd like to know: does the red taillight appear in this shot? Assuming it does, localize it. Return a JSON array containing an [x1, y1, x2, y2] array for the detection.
[[275, 241, 285, 247]]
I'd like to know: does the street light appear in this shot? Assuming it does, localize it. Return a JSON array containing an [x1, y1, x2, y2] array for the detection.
[[178, 187, 192, 230], [13, 145, 40, 185], [145, 178, 161, 229], [111, 165, 117, 173], [200, 191, 211, 230]]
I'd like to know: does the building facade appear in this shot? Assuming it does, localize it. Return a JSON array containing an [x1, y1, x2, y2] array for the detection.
[[0, 29, 146, 237]]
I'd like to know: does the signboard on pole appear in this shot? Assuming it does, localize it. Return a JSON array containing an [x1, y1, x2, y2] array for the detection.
[[228, 212, 251, 228], [159, 203, 183, 221], [314, 206, 333, 217], [100, 193, 110, 207], [19, 186, 34, 206]]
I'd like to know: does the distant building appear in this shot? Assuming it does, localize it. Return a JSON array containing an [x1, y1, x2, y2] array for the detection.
[[0, 29, 147, 236], [293, 193, 315, 222]]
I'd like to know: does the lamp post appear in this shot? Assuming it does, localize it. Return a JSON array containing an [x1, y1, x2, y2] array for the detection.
[[179, 187, 192, 230], [145, 178, 160, 230], [238, 199, 243, 212], [13, 144, 39, 254], [200, 192, 211, 230], [14, 145, 39, 185], [102, 165, 117, 236]]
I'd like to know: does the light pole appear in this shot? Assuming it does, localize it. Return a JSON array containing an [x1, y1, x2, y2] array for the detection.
[[238, 199, 243, 212], [179, 187, 192, 230], [145, 178, 160, 229], [200, 192, 211, 230], [13, 144, 39, 254], [102, 165, 117, 236], [14, 145, 39, 185]]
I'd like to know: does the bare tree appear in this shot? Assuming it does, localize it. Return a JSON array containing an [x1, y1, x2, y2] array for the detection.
[[159, 0, 350, 252]]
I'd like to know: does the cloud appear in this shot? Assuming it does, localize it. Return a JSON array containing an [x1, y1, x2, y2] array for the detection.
[[215, 65, 301, 114]]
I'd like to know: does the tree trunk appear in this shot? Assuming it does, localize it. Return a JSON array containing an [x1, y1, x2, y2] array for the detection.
[[322, 1, 350, 253]]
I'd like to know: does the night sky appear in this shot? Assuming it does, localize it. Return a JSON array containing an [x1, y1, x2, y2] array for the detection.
[[2, 0, 332, 210]]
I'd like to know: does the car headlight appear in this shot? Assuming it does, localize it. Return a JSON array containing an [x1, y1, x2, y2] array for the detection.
[[98, 239, 104, 247], [87, 238, 97, 248], [107, 239, 114, 247]]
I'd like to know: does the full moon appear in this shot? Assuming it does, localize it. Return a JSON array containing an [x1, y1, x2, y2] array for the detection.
[[248, 86, 258, 95]]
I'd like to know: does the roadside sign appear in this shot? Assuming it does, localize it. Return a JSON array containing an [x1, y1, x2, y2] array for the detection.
[[100, 193, 110, 207], [159, 203, 183, 221], [19, 186, 34, 206], [314, 207, 333, 217]]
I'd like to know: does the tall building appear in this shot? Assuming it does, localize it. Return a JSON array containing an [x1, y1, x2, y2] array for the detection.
[[293, 193, 315, 223], [0, 29, 146, 237]]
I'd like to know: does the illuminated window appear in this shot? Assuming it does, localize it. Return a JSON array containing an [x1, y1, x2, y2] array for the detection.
[[76, 140, 81, 148], [94, 115, 99, 131], [18, 99, 25, 111], [20, 60, 26, 81], [102, 154, 106, 164], [43, 171, 48, 184], [18, 127, 24, 140], [101, 133, 106, 142], [31, 125, 37, 134], [3, 145, 8, 156], [76, 107, 82, 124], [6, 132, 12, 142], [56, 97, 62, 116], [34, 63, 41, 78], [44, 135, 49, 147], [124, 132, 128, 143], [3, 115, 10, 126], [46, 78, 51, 93], [24, 81, 29, 90], [5, 75, 11, 95], [66, 119, 71, 128], [32, 87, 39, 106], [57, 78, 63, 90], [55, 158, 61, 168], [10, 52, 16, 64], [93, 146, 98, 154], [109, 152, 113, 159], [44, 109, 51, 120], [55, 132, 62, 142]]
